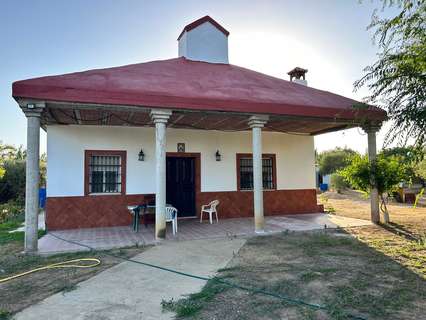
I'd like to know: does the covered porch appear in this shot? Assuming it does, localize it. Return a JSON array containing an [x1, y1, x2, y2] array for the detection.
[[37, 213, 372, 254], [12, 57, 386, 253]]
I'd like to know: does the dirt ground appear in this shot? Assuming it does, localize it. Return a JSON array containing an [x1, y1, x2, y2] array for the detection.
[[163, 190, 426, 320], [0, 242, 147, 317], [319, 189, 426, 238]]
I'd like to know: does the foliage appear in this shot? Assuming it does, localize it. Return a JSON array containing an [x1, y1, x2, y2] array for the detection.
[[317, 148, 358, 175], [340, 153, 412, 222], [0, 160, 26, 204], [0, 200, 24, 224], [382, 146, 425, 183], [355, 0, 426, 147], [415, 157, 426, 181], [340, 154, 408, 195], [330, 173, 349, 193], [0, 142, 46, 204]]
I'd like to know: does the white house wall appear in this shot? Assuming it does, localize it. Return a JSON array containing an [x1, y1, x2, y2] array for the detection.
[[178, 21, 229, 64], [46, 125, 315, 197]]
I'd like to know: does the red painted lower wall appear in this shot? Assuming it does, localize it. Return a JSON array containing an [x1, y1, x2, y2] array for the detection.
[[46, 189, 323, 230]]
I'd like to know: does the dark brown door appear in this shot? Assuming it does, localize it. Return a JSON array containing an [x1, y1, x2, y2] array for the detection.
[[166, 157, 196, 217]]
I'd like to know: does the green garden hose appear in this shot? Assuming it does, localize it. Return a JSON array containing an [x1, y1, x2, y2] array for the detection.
[[47, 232, 368, 320]]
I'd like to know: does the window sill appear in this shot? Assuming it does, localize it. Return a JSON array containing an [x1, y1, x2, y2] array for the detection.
[[88, 192, 123, 196], [239, 189, 276, 192]]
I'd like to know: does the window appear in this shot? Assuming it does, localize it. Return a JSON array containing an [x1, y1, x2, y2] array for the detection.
[[237, 154, 276, 191], [85, 151, 126, 195]]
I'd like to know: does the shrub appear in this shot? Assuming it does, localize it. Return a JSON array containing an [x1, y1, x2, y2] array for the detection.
[[0, 200, 24, 224], [330, 173, 348, 193]]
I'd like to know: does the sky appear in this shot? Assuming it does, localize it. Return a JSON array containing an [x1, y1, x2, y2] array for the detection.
[[0, 0, 398, 154]]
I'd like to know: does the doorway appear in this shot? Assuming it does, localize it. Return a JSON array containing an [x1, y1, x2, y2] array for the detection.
[[166, 156, 196, 217]]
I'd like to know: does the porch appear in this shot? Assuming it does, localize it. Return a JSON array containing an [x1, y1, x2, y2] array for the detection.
[[37, 213, 371, 254]]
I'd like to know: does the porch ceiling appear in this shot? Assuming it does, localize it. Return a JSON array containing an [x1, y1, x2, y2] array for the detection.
[[41, 102, 357, 135]]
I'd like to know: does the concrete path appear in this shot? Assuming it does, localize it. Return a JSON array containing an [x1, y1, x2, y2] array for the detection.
[[14, 238, 245, 320]]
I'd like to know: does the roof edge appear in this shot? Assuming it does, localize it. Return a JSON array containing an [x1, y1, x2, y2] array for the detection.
[[177, 15, 230, 40]]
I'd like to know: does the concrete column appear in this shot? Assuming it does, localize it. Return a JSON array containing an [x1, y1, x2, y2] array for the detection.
[[150, 109, 172, 239], [21, 102, 44, 253], [248, 115, 269, 233], [363, 123, 381, 224]]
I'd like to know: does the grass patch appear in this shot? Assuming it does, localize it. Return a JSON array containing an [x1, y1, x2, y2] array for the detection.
[[162, 278, 230, 317], [165, 230, 426, 320]]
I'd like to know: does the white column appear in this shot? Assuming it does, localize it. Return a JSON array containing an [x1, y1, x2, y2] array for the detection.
[[363, 123, 381, 224], [248, 115, 269, 233], [150, 109, 172, 239], [21, 102, 44, 253]]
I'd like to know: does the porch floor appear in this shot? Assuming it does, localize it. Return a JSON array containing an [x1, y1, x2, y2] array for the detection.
[[38, 213, 371, 254]]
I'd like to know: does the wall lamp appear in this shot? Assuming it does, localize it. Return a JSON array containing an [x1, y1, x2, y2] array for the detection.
[[215, 150, 221, 161], [138, 149, 145, 161]]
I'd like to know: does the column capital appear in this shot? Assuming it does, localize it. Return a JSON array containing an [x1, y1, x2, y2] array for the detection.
[[361, 121, 382, 134], [150, 109, 172, 124], [248, 115, 269, 128], [19, 101, 45, 118]]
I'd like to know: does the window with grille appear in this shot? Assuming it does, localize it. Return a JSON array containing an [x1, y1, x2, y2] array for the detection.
[[238, 154, 276, 190], [86, 152, 125, 194]]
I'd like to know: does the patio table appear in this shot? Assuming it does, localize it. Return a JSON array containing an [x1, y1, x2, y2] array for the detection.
[[127, 204, 172, 232]]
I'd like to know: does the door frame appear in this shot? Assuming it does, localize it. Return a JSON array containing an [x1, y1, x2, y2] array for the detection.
[[166, 152, 201, 218]]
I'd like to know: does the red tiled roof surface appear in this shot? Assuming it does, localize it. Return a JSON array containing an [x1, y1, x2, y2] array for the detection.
[[12, 57, 386, 121], [177, 15, 230, 40]]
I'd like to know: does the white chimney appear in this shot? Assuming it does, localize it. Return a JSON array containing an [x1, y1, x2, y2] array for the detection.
[[178, 16, 229, 64], [288, 67, 308, 86]]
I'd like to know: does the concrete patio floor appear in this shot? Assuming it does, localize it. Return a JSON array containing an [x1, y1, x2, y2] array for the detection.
[[38, 213, 371, 254]]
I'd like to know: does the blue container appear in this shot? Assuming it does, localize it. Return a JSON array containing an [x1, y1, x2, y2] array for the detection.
[[319, 183, 328, 192], [39, 187, 46, 209]]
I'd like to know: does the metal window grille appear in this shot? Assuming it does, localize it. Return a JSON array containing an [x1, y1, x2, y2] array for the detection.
[[239, 157, 274, 190], [89, 155, 121, 193]]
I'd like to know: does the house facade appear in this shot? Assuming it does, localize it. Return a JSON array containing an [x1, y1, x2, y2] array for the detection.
[[12, 16, 386, 252]]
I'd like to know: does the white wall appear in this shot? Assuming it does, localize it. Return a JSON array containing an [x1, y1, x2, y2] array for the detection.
[[178, 21, 229, 64], [47, 125, 315, 197]]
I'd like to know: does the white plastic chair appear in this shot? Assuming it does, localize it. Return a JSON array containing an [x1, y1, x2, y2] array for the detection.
[[165, 206, 178, 235], [200, 200, 219, 224]]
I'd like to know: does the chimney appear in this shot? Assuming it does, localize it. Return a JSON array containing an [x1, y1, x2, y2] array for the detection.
[[287, 67, 308, 86], [178, 16, 229, 64]]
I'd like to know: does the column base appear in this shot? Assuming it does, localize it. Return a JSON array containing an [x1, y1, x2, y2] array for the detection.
[[255, 229, 265, 234]]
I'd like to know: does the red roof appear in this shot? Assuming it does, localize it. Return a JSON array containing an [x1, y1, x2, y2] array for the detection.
[[177, 16, 230, 40], [12, 57, 386, 121]]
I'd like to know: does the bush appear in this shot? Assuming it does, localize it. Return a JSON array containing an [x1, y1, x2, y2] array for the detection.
[[0, 201, 24, 224], [330, 173, 348, 193], [0, 160, 26, 204]]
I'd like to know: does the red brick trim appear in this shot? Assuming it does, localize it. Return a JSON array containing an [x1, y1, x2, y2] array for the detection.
[[46, 189, 320, 230], [84, 150, 127, 196], [236, 153, 277, 191]]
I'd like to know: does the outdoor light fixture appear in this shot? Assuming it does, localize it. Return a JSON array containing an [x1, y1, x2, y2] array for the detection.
[[138, 149, 145, 161], [27, 103, 35, 109], [215, 150, 221, 161]]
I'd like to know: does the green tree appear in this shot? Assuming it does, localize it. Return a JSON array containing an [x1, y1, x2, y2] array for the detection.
[[0, 142, 46, 204], [340, 153, 410, 223], [355, 0, 426, 147], [318, 148, 358, 175]]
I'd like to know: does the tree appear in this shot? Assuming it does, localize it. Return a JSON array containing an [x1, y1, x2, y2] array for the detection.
[[318, 148, 358, 175], [340, 153, 411, 223], [355, 0, 426, 147]]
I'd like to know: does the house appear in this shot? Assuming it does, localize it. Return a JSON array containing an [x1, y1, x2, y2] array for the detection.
[[12, 16, 386, 252]]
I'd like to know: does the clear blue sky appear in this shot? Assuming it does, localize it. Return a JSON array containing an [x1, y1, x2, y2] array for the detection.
[[0, 0, 397, 153]]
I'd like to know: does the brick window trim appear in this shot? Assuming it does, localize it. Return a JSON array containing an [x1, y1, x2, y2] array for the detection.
[[236, 153, 277, 191], [84, 150, 127, 196]]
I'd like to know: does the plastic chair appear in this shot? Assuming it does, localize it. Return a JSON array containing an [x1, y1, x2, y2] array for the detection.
[[165, 206, 178, 235], [200, 200, 219, 224]]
